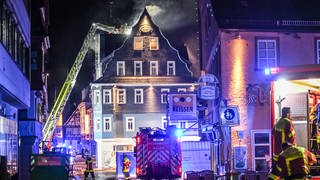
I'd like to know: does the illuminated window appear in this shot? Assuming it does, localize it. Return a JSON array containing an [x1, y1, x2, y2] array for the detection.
[[256, 39, 278, 70], [93, 90, 100, 104], [161, 88, 170, 103], [104, 117, 111, 132], [134, 61, 142, 76], [251, 130, 271, 172], [316, 39, 320, 64], [117, 61, 125, 76], [96, 119, 101, 131], [162, 116, 168, 129], [149, 37, 159, 50], [117, 89, 126, 104], [167, 61, 175, 75], [134, 37, 143, 50], [178, 88, 186, 93], [150, 61, 158, 75], [134, 89, 144, 104], [126, 117, 135, 131], [103, 89, 112, 104]]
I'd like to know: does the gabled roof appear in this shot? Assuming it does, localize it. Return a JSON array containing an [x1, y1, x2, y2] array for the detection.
[[95, 8, 195, 83]]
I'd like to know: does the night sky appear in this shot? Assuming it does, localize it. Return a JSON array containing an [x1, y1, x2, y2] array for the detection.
[[47, 0, 199, 118]]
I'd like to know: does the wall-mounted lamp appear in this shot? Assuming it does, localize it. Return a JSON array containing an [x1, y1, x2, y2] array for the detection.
[[234, 32, 242, 39]]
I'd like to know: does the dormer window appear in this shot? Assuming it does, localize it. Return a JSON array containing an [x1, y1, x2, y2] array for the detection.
[[134, 37, 143, 50], [149, 37, 159, 50]]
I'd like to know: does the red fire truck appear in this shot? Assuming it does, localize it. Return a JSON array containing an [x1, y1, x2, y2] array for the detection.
[[135, 126, 182, 179]]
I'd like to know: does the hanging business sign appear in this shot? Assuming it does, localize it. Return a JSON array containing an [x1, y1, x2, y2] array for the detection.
[[168, 94, 197, 120], [219, 106, 240, 126], [197, 86, 219, 100]]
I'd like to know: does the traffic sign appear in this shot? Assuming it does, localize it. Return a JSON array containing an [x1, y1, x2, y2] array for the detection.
[[219, 106, 240, 126]]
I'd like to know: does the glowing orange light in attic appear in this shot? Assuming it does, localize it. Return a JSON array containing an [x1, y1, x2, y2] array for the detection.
[[57, 114, 63, 126], [139, 15, 153, 33]]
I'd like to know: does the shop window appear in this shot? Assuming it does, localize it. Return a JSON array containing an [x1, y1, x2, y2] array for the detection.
[[103, 89, 112, 104], [316, 39, 320, 64], [251, 130, 271, 172], [149, 37, 159, 50], [256, 39, 278, 70], [104, 117, 111, 132], [117, 89, 126, 104], [126, 117, 135, 131], [134, 37, 143, 50], [117, 61, 125, 76], [93, 90, 100, 104], [134, 61, 142, 76], [134, 89, 144, 104], [150, 61, 158, 75], [161, 88, 170, 103], [167, 61, 175, 75]]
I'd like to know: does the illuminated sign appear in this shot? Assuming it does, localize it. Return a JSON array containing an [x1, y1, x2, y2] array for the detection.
[[197, 86, 218, 100], [220, 106, 240, 126], [168, 94, 197, 120]]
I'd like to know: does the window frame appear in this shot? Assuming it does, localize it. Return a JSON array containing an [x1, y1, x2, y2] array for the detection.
[[161, 88, 170, 104], [134, 61, 143, 76], [167, 61, 176, 75], [126, 117, 135, 132], [251, 130, 271, 172], [104, 117, 112, 132], [93, 90, 100, 104], [150, 61, 158, 76], [255, 37, 279, 70], [134, 89, 144, 104], [161, 116, 168, 129], [102, 89, 112, 104], [178, 88, 187, 93], [134, 37, 143, 50], [96, 119, 101, 132], [117, 61, 125, 76], [315, 38, 320, 64], [117, 89, 126, 104], [149, 37, 159, 50]]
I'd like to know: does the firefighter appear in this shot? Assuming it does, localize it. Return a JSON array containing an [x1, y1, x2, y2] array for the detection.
[[122, 153, 131, 179], [310, 103, 320, 154], [84, 156, 95, 179], [269, 107, 296, 180], [276, 142, 316, 179]]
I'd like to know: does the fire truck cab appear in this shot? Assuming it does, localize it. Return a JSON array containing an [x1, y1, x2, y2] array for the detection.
[[135, 126, 182, 179]]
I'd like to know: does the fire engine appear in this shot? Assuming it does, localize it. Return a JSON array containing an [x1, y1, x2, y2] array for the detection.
[[135, 126, 182, 179]]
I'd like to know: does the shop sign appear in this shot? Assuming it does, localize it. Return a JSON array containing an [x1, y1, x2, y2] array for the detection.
[[168, 94, 197, 120], [198, 86, 218, 100]]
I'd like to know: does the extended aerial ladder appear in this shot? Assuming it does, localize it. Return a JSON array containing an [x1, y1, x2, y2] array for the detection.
[[40, 23, 129, 150]]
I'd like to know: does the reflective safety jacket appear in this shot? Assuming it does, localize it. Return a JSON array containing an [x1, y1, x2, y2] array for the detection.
[[272, 118, 296, 156], [85, 159, 94, 172], [276, 146, 317, 178]]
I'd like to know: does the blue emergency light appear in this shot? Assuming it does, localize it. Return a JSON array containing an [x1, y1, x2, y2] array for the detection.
[[264, 68, 270, 75], [174, 129, 183, 137]]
